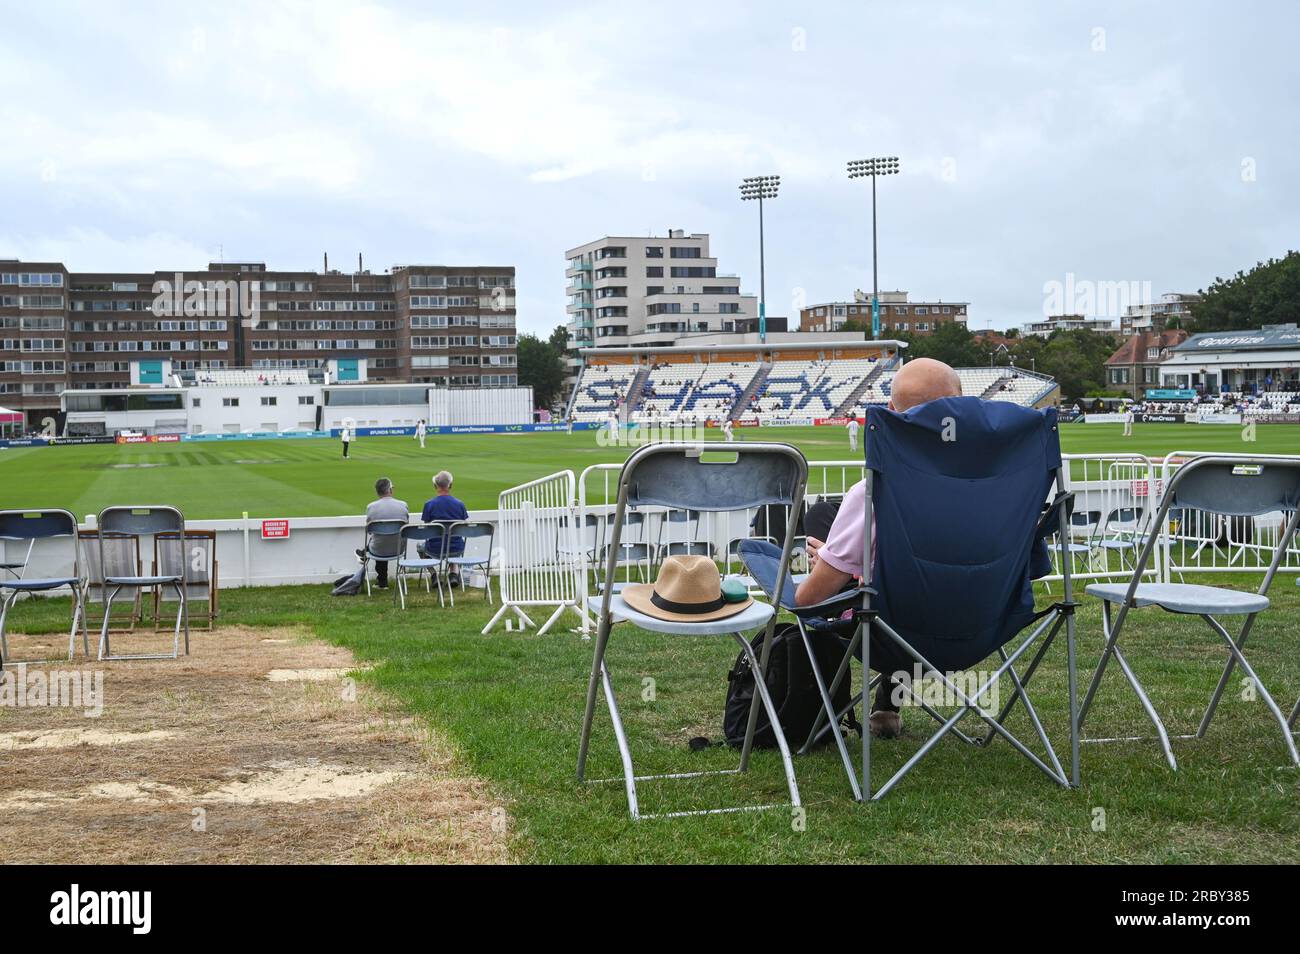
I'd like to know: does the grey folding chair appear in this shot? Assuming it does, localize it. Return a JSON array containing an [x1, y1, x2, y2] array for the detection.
[[0, 510, 89, 666], [1095, 506, 1143, 575], [362, 518, 406, 597], [1079, 457, 1300, 769], [445, 521, 495, 606], [577, 441, 808, 820], [0, 533, 35, 583], [97, 506, 190, 661], [394, 524, 448, 608]]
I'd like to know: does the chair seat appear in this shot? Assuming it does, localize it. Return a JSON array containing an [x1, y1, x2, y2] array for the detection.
[[0, 576, 78, 591], [1062, 542, 1091, 554], [0, 562, 27, 569], [607, 593, 775, 635], [1085, 582, 1269, 615], [1099, 539, 1136, 550], [104, 575, 182, 586], [445, 555, 485, 566], [398, 558, 441, 570]]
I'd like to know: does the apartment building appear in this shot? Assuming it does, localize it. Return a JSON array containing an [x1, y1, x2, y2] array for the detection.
[[563, 231, 757, 382], [1119, 292, 1201, 335], [1023, 314, 1117, 338], [799, 290, 969, 335], [0, 259, 517, 423]]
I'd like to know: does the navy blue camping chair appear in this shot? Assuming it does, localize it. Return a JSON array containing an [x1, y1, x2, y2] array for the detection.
[[0, 510, 89, 665], [1080, 457, 1300, 770], [788, 397, 1079, 800]]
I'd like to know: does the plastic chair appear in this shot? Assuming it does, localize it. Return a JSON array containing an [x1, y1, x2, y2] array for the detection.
[[0, 510, 88, 666]]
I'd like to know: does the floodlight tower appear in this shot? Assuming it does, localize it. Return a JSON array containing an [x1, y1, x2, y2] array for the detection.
[[847, 157, 900, 339], [739, 175, 780, 344]]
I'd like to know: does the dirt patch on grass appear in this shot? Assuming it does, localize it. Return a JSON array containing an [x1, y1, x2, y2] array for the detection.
[[0, 626, 511, 863]]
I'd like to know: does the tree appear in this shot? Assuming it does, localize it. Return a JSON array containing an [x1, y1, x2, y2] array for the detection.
[[1191, 251, 1300, 331], [1006, 329, 1121, 401], [516, 334, 566, 410], [548, 323, 569, 353]]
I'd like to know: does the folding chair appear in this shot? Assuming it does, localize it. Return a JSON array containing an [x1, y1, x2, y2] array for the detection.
[[0, 510, 89, 666], [1079, 457, 1300, 769], [394, 524, 449, 608], [0, 532, 35, 583], [784, 397, 1080, 800], [577, 441, 808, 820], [444, 521, 495, 605], [97, 506, 190, 661], [1096, 507, 1143, 575], [361, 518, 406, 597]]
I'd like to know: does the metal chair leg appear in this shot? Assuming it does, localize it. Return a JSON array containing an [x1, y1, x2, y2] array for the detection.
[[1202, 614, 1300, 766], [97, 585, 121, 661]]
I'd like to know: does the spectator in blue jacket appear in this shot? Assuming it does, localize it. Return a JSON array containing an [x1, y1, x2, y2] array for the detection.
[[421, 470, 470, 582]]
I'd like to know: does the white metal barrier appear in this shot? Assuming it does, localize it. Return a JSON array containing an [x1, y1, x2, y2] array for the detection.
[[1158, 452, 1300, 581], [483, 470, 588, 636]]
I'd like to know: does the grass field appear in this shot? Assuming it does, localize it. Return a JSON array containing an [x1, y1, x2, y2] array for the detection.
[[7, 577, 1300, 863], [1, 422, 1295, 519]]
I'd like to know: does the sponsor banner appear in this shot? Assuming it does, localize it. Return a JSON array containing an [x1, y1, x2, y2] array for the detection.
[[0, 438, 50, 448], [1058, 409, 1083, 422], [184, 431, 331, 442], [1082, 413, 1127, 424], [1138, 413, 1186, 424], [1195, 411, 1242, 425], [261, 519, 290, 540], [1144, 388, 1196, 400], [49, 435, 117, 445], [764, 417, 815, 427], [814, 417, 865, 426], [115, 433, 184, 444]]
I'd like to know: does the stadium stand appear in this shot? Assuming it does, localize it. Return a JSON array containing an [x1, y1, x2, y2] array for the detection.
[[571, 357, 1059, 426], [192, 369, 312, 386], [569, 363, 638, 423]]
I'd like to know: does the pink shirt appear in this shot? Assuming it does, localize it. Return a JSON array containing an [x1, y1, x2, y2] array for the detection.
[[818, 479, 875, 581]]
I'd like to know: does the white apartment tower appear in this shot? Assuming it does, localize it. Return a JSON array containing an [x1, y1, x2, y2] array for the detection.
[[564, 231, 757, 365]]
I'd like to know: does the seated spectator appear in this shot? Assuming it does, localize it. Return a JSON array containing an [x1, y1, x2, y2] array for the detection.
[[421, 470, 470, 583], [362, 477, 409, 589], [794, 358, 964, 738]]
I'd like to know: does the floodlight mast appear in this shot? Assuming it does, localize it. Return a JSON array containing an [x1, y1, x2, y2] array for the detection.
[[847, 157, 899, 339], [739, 175, 779, 344]]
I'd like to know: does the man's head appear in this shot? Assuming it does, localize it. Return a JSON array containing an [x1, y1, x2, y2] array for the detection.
[[888, 358, 962, 412], [375, 477, 393, 497], [433, 470, 453, 494]]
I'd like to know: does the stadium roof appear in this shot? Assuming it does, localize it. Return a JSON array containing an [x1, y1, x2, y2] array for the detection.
[[578, 338, 907, 356], [1172, 324, 1300, 353]]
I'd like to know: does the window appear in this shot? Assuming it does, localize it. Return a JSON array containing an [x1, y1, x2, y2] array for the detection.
[[192, 398, 201, 408], [223, 397, 240, 407], [1146, 347, 1159, 360], [646, 266, 663, 278], [669, 247, 702, 258], [261, 396, 277, 406], [299, 395, 314, 405], [645, 246, 663, 258]]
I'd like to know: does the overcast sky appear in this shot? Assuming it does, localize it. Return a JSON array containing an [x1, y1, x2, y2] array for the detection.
[[1, 0, 1296, 333]]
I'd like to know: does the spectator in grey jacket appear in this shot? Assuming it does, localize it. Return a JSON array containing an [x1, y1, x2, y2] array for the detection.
[[362, 477, 408, 588]]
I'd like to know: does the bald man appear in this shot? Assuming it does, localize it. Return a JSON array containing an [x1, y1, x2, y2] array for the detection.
[[794, 358, 963, 737]]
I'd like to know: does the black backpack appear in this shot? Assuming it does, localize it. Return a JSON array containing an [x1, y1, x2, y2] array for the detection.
[[723, 622, 860, 749]]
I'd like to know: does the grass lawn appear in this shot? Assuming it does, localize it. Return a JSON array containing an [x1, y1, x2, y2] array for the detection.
[[7, 574, 1300, 863], [0, 422, 1294, 519]]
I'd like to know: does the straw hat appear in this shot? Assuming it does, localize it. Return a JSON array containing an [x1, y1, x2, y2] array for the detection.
[[622, 555, 752, 623]]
